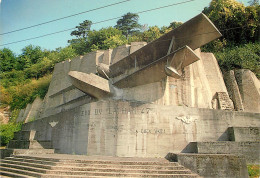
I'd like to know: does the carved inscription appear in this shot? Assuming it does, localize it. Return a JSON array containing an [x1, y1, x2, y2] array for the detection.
[[136, 128, 166, 134], [77, 107, 155, 117]]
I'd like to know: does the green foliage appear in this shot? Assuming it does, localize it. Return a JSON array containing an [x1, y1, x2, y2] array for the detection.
[[0, 122, 22, 146], [214, 42, 260, 77], [203, 0, 259, 45], [68, 20, 92, 55], [70, 20, 92, 38], [141, 26, 163, 42], [248, 165, 260, 178], [88, 27, 127, 50], [168, 21, 183, 29], [0, 48, 16, 73], [9, 74, 52, 110], [115, 12, 141, 38]]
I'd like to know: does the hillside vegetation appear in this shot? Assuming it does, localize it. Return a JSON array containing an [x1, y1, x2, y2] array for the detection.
[[0, 0, 259, 123]]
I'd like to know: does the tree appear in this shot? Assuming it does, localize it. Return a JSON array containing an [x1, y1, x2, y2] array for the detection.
[[87, 27, 127, 51], [70, 20, 92, 38], [0, 48, 16, 73], [68, 20, 92, 55], [248, 0, 259, 6], [203, 0, 259, 45], [168, 21, 183, 29], [115, 12, 141, 38]]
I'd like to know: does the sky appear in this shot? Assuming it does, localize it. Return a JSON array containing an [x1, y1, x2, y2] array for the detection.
[[0, 0, 249, 55]]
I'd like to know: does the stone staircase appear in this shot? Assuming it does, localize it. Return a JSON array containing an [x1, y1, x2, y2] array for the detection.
[[0, 130, 54, 159], [185, 127, 260, 164], [168, 127, 260, 177], [0, 155, 201, 177]]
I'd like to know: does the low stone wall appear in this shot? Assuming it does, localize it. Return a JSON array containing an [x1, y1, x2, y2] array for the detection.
[[166, 153, 249, 178], [22, 100, 260, 157]]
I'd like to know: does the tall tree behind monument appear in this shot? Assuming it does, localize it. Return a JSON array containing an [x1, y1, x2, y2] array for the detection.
[[115, 12, 142, 39], [68, 20, 93, 55]]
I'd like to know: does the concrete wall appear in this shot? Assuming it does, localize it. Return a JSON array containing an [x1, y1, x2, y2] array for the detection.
[[22, 100, 260, 157], [35, 42, 147, 119]]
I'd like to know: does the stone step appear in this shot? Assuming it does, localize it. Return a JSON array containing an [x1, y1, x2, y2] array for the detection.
[[4, 157, 58, 165], [1, 159, 54, 169], [42, 171, 199, 177], [41, 174, 199, 178], [44, 168, 193, 175], [0, 166, 42, 177], [13, 130, 36, 141], [1, 159, 185, 171], [52, 165, 186, 171], [228, 127, 260, 141], [0, 170, 35, 178], [7, 140, 52, 149], [0, 162, 48, 174], [1, 149, 55, 159], [12, 155, 180, 166], [188, 141, 260, 164]]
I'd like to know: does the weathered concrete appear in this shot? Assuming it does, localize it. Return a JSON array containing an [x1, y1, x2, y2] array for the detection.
[[228, 127, 260, 142], [235, 69, 260, 113], [186, 141, 260, 164], [68, 71, 112, 99], [109, 13, 221, 81], [166, 153, 249, 178], [24, 97, 43, 123], [114, 45, 201, 88], [110, 44, 131, 64], [0, 155, 200, 177], [223, 70, 244, 111], [130, 42, 147, 54], [21, 100, 260, 157]]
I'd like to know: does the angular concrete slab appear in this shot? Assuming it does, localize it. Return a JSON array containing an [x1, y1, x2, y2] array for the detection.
[[110, 13, 221, 80], [68, 71, 112, 99], [113, 46, 200, 88]]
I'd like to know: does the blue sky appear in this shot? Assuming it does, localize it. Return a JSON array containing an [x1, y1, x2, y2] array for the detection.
[[0, 0, 249, 55]]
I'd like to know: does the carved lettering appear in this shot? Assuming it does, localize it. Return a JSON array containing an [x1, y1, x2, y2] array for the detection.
[[137, 128, 166, 134], [95, 109, 102, 115]]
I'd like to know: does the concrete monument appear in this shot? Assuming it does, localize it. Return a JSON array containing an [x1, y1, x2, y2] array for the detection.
[[6, 13, 260, 177]]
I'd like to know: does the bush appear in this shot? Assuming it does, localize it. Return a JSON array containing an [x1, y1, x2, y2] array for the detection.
[[9, 74, 52, 110], [214, 43, 260, 77], [0, 122, 22, 146], [248, 165, 260, 178]]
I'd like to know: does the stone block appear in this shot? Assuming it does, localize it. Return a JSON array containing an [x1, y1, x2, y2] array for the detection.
[[215, 92, 234, 110], [188, 141, 260, 164], [130, 42, 147, 54], [7, 140, 52, 149], [235, 69, 260, 113], [166, 153, 249, 178], [228, 127, 260, 142], [13, 130, 36, 141], [111, 44, 130, 64], [223, 70, 244, 111]]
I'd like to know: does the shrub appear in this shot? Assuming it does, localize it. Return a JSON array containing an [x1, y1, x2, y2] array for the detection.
[[0, 122, 22, 146], [214, 43, 260, 77], [248, 165, 260, 178]]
